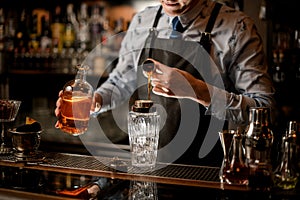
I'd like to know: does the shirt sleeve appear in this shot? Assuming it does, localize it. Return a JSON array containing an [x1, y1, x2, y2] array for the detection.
[[94, 6, 160, 112], [206, 15, 276, 126], [92, 177, 109, 190], [94, 14, 141, 112]]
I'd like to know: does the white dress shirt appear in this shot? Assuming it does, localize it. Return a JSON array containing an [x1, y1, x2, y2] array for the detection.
[[95, 0, 275, 127]]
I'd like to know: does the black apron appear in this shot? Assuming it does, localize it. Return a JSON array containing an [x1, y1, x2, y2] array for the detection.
[[130, 3, 225, 166]]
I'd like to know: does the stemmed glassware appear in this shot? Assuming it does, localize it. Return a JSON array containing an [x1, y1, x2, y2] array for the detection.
[[0, 99, 21, 154]]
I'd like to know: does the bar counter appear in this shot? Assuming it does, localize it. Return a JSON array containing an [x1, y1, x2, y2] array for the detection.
[[0, 106, 299, 199], [0, 151, 300, 200]]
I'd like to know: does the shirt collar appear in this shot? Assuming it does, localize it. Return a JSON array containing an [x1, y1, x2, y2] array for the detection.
[[167, 0, 207, 28]]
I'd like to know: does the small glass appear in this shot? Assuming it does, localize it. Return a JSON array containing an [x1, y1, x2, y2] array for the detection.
[[128, 100, 160, 170], [0, 99, 21, 154], [10, 128, 42, 160]]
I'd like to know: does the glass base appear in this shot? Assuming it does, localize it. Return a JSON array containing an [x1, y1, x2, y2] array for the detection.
[[0, 143, 13, 155]]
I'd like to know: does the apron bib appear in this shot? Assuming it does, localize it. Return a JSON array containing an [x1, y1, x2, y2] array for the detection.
[[130, 4, 224, 166]]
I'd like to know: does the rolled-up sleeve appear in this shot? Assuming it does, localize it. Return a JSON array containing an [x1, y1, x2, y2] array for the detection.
[[206, 15, 275, 126]]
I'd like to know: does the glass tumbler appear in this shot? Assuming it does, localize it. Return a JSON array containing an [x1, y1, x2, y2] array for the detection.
[[128, 100, 160, 170]]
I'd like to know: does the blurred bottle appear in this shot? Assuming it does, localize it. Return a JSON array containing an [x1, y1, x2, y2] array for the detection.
[[101, 17, 113, 53], [2, 10, 16, 72], [28, 13, 40, 69], [272, 50, 285, 83], [89, 5, 104, 50], [291, 30, 300, 81], [40, 16, 52, 49], [291, 121, 300, 172], [28, 13, 39, 52], [76, 3, 90, 53], [51, 5, 65, 54], [14, 8, 31, 55], [4, 13, 16, 53], [274, 121, 299, 190], [0, 8, 5, 52], [40, 16, 52, 70], [0, 8, 5, 74], [63, 3, 77, 50], [245, 107, 274, 191]]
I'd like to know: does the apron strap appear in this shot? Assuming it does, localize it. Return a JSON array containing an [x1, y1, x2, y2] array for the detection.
[[152, 6, 163, 28], [199, 2, 228, 129], [142, 5, 163, 59], [200, 2, 222, 53], [152, 3, 222, 53]]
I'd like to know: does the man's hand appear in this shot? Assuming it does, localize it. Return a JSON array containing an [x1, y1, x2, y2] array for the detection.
[[54, 91, 103, 128], [54, 90, 63, 128], [149, 59, 211, 107], [87, 184, 100, 200]]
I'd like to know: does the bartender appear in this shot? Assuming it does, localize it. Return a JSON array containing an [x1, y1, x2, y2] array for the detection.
[[55, 0, 275, 196], [56, 0, 275, 166]]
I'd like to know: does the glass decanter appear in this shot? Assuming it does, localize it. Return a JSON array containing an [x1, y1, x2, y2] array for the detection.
[[58, 64, 93, 136], [224, 132, 249, 185]]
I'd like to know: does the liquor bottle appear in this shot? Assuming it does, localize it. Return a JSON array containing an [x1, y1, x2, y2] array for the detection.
[[0, 8, 5, 74], [2, 11, 16, 72], [274, 121, 299, 190], [0, 8, 5, 52], [40, 16, 52, 53], [58, 64, 94, 136], [76, 3, 90, 52], [28, 13, 39, 52], [295, 121, 300, 172], [14, 8, 31, 54], [39, 16, 52, 70], [63, 3, 77, 50], [4, 14, 16, 53], [272, 50, 285, 83], [245, 107, 274, 191], [89, 5, 104, 50], [51, 5, 65, 54], [101, 17, 113, 53]]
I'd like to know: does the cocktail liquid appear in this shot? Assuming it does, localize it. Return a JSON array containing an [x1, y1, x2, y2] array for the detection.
[[59, 92, 92, 136]]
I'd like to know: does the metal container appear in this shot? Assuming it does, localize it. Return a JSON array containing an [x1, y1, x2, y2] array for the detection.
[[10, 128, 42, 159]]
